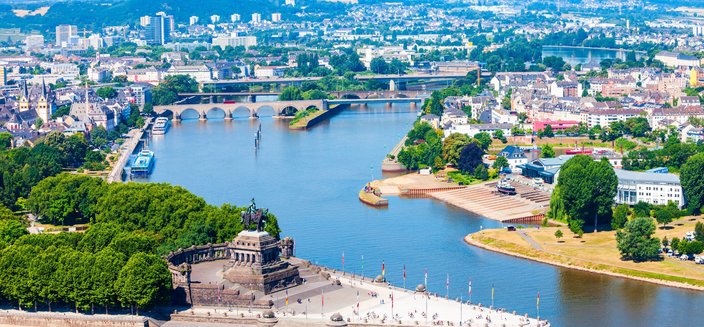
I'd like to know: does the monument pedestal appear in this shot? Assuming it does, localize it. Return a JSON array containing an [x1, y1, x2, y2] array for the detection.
[[224, 230, 301, 294]]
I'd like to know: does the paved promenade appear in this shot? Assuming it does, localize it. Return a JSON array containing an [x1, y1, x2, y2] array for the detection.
[[169, 259, 549, 327], [107, 118, 151, 183]]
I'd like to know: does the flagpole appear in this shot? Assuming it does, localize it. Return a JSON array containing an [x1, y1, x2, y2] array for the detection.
[[468, 278, 472, 304], [403, 265, 406, 290], [537, 291, 540, 320], [321, 288, 324, 320], [361, 255, 364, 280], [446, 273, 449, 298], [460, 295, 463, 326], [342, 252, 345, 273], [491, 283, 495, 308]]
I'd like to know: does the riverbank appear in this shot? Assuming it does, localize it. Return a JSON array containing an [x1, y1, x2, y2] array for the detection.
[[107, 118, 151, 183], [464, 216, 704, 291]]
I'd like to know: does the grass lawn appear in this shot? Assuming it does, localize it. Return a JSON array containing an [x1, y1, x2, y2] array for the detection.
[[446, 171, 493, 186], [471, 215, 704, 288]]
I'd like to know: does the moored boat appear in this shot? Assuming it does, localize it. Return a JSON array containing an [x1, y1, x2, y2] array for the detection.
[[496, 179, 517, 195], [131, 149, 155, 176], [152, 117, 170, 135]]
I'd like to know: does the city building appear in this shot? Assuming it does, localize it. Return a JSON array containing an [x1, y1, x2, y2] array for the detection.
[[145, 14, 173, 45], [231, 14, 241, 23], [189, 16, 199, 26], [0, 66, 6, 86], [210, 15, 220, 24], [55, 24, 78, 47], [654, 51, 700, 68], [581, 109, 643, 128], [614, 169, 684, 208], [212, 35, 257, 49], [251, 13, 261, 23], [272, 13, 282, 23]]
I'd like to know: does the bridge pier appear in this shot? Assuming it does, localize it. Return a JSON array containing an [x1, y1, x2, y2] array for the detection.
[[249, 95, 256, 103], [172, 114, 181, 123], [385, 102, 392, 109], [410, 102, 417, 110], [199, 113, 207, 121], [224, 111, 233, 121], [250, 112, 259, 120]]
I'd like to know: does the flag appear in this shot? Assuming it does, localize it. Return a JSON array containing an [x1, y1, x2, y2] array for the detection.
[[424, 269, 428, 286], [285, 289, 289, 306], [391, 290, 394, 310], [491, 283, 495, 302], [403, 265, 406, 280], [342, 252, 345, 269], [468, 279, 472, 297], [382, 261, 385, 278], [446, 273, 449, 288], [537, 291, 540, 308]]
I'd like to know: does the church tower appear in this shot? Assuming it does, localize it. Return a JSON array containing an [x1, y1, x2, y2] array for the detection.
[[37, 78, 52, 123], [18, 80, 30, 112]]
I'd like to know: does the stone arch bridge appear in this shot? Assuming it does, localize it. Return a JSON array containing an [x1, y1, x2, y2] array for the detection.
[[153, 100, 327, 121]]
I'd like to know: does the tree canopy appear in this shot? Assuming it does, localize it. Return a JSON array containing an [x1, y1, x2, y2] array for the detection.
[[681, 153, 704, 214], [616, 217, 661, 262], [548, 155, 617, 233]]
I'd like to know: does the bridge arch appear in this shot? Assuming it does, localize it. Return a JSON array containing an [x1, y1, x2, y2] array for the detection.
[[279, 106, 298, 117], [179, 108, 201, 120], [256, 106, 276, 118], [158, 109, 175, 120], [207, 107, 227, 120], [231, 106, 252, 119], [340, 94, 361, 100], [394, 93, 409, 99], [366, 93, 382, 99]]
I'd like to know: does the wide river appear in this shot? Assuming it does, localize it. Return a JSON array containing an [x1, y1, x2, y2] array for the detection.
[[145, 103, 703, 327]]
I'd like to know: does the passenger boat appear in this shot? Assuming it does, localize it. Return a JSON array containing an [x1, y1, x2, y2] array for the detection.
[[496, 179, 517, 195], [152, 117, 170, 135], [131, 149, 155, 176]]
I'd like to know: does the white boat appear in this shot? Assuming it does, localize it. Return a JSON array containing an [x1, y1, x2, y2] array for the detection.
[[152, 117, 170, 135]]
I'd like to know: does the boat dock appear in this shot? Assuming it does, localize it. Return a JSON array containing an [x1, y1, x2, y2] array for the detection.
[[107, 118, 152, 183]]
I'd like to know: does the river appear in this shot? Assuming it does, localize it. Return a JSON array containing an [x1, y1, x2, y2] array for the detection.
[[542, 46, 646, 67], [144, 103, 704, 327]]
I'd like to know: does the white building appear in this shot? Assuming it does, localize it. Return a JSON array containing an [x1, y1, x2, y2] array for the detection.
[[271, 13, 282, 23], [654, 51, 700, 68], [24, 35, 44, 50], [210, 15, 221, 24], [212, 35, 257, 49], [139, 16, 151, 27], [614, 169, 684, 208], [189, 16, 199, 26], [251, 13, 261, 23], [497, 145, 528, 171], [285, 0, 295, 6], [581, 109, 643, 128], [254, 65, 286, 78], [231, 14, 241, 23], [443, 123, 513, 139]]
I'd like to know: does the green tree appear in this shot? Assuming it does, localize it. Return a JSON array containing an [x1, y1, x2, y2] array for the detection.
[[0, 219, 27, 247], [96, 86, 118, 99], [278, 86, 304, 101], [633, 201, 652, 218], [554, 229, 563, 241], [541, 144, 555, 158], [695, 222, 704, 242], [493, 156, 509, 170], [0, 132, 12, 150], [115, 253, 172, 313], [681, 153, 704, 214], [108, 232, 158, 258], [616, 217, 661, 262], [474, 164, 489, 180], [441, 133, 471, 166], [92, 248, 126, 314], [370, 57, 390, 74], [548, 155, 617, 232], [473, 132, 492, 151], [152, 75, 198, 105], [611, 204, 629, 230], [457, 142, 484, 174]]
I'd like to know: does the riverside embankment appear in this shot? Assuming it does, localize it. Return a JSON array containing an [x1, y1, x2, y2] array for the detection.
[[107, 118, 151, 183], [465, 217, 704, 291]]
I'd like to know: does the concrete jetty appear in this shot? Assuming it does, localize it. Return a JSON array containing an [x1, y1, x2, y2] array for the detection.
[[106, 118, 151, 183]]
